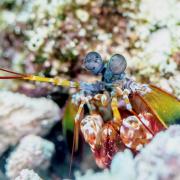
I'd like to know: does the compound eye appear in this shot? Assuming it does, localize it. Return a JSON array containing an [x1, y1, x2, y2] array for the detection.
[[109, 54, 127, 75], [84, 52, 103, 74]]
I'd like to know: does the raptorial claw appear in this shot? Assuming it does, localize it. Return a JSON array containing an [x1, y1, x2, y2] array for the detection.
[[80, 114, 103, 148], [93, 121, 125, 168], [120, 115, 153, 151]]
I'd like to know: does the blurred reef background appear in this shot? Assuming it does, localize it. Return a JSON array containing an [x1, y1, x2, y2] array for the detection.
[[0, 0, 180, 179]]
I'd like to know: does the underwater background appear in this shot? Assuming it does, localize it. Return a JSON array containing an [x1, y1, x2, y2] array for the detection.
[[0, 0, 180, 179]]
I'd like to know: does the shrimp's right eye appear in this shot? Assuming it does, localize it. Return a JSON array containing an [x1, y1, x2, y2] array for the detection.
[[109, 54, 127, 75]]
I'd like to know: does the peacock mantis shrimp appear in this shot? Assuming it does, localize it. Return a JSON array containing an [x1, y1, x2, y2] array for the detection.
[[0, 52, 180, 168]]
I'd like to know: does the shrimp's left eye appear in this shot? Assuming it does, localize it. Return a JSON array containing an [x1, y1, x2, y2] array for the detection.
[[84, 51, 104, 75], [109, 54, 127, 75]]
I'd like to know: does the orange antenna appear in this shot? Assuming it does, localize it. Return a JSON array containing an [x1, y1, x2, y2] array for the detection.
[[131, 110, 155, 136], [68, 124, 76, 177], [0, 68, 28, 79], [0, 67, 79, 88], [69, 100, 85, 177]]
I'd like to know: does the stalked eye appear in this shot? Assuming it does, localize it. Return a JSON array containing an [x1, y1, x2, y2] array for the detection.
[[109, 54, 127, 75], [84, 52, 103, 75]]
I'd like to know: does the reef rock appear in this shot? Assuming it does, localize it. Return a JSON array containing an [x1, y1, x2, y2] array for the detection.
[[6, 135, 55, 179], [15, 169, 43, 180], [135, 125, 180, 180], [0, 91, 60, 156]]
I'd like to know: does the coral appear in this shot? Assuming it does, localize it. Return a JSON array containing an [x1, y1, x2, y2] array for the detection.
[[127, 0, 180, 98], [76, 150, 135, 180], [135, 125, 180, 180], [0, 0, 132, 77], [15, 169, 43, 180], [6, 135, 55, 179], [0, 91, 60, 156], [76, 125, 180, 180], [0, 0, 179, 98]]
